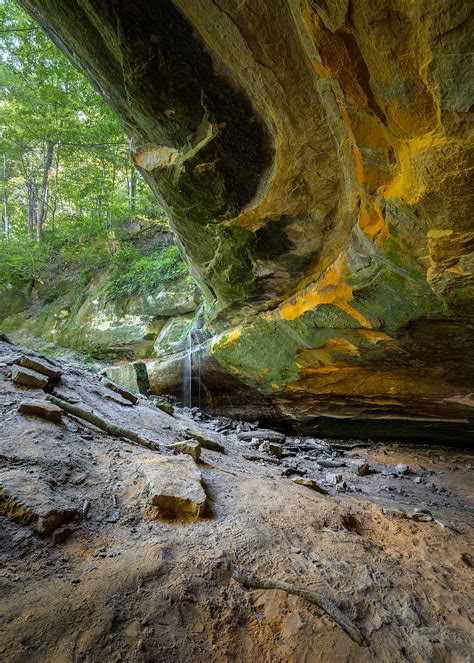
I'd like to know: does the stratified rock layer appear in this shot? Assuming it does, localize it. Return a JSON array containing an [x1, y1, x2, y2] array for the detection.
[[19, 0, 474, 439]]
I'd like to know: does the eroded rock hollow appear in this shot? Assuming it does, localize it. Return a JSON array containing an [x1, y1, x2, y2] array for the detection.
[[19, 0, 474, 440]]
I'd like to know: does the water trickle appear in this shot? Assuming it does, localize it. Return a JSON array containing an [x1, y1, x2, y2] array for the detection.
[[183, 329, 193, 408], [182, 318, 205, 408]]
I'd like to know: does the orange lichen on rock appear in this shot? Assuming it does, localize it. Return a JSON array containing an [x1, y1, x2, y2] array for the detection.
[[270, 256, 371, 328], [358, 202, 388, 241]]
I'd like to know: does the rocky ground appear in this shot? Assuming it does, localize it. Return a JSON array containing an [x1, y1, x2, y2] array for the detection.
[[0, 335, 473, 663]]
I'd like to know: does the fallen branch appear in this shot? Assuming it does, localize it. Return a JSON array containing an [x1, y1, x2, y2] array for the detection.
[[46, 394, 160, 452], [231, 568, 368, 647]]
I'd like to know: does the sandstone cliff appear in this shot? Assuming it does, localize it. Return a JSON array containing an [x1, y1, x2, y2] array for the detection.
[[19, 0, 474, 439]]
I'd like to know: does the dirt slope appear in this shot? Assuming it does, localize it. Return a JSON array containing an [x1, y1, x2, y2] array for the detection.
[[0, 338, 473, 663]]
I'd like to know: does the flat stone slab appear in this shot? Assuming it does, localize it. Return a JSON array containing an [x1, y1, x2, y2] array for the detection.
[[141, 456, 206, 518], [168, 440, 201, 462], [0, 468, 77, 536], [238, 429, 286, 443], [19, 355, 61, 379], [18, 399, 62, 423], [11, 365, 49, 388]]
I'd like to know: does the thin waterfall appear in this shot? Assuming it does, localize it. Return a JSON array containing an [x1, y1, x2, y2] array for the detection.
[[182, 329, 193, 407], [182, 317, 206, 408]]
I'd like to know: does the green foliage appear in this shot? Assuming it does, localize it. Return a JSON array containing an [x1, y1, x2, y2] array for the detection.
[[0, 1, 194, 316], [106, 245, 188, 298], [0, 237, 50, 288]]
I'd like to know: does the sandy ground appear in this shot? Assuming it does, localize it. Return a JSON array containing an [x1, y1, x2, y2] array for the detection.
[[1, 338, 473, 663]]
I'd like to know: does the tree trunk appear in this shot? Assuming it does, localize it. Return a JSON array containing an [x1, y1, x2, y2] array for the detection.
[[130, 162, 137, 212], [27, 161, 36, 239], [36, 141, 54, 241], [2, 155, 9, 241], [50, 143, 60, 241]]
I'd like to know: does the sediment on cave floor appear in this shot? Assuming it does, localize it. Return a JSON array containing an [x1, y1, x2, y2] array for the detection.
[[1, 335, 473, 662]]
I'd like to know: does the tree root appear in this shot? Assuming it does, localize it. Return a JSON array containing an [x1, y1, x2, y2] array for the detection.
[[231, 568, 368, 647], [46, 394, 160, 452]]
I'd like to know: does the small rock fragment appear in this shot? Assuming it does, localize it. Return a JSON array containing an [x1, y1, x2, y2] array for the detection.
[[268, 442, 284, 458], [292, 477, 328, 494], [350, 460, 371, 476], [11, 365, 49, 388], [395, 463, 409, 475], [18, 398, 62, 423], [168, 440, 201, 462], [326, 472, 343, 485]]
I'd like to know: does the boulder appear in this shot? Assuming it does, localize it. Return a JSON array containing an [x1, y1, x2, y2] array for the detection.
[[19, 355, 61, 379], [11, 365, 49, 388], [18, 399, 62, 423], [0, 468, 77, 536], [141, 456, 206, 518], [168, 440, 201, 462]]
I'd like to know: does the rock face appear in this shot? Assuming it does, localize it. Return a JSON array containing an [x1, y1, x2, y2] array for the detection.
[[20, 0, 474, 440]]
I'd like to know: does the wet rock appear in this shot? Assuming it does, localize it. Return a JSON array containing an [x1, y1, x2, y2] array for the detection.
[[18, 398, 62, 423], [11, 365, 49, 388], [326, 472, 343, 485], [18, 355, 61, 379], [238, 429, 285, 443], [168, 440, 201, 462], [349, 460, 371, 476], [292, 477, 328, 494], [141, 456, 206, 518]]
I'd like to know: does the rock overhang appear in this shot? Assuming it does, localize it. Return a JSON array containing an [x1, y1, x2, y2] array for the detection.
[[18, 0, 474, 439]]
